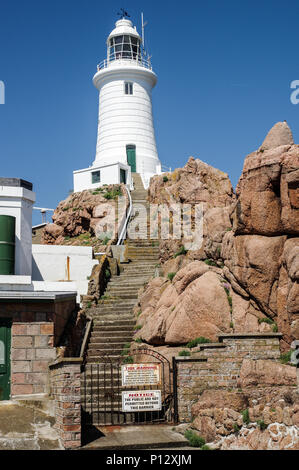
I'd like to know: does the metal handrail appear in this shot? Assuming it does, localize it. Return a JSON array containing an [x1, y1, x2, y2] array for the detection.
[[97, 57, 152, 72], [117, 184, 132, 246]]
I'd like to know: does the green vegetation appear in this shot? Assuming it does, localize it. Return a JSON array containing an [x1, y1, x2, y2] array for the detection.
[[233, 423, 241, 433], [163, 175, 169, 183], [101, 236, 111, 245], [104, 186, 122, 200], [204, 259, 217, 266], [167, 272, 176, 282], [186, 337, 211, 348], [174, 246, 188, 258], [272, 323, 278, 333], [280, 350, 292, 364], [122, 356, 134, 364], [241, 409, 250, 425], [134, 338, 143, 343], [257, 420, 268, 431], [178, 350, 191, 357], [135, 325, 142, 330], [184, 430, 206, 448], [86, 301, 92, 309], [258, 317, 274, 325], [230, 321, 234, 329]]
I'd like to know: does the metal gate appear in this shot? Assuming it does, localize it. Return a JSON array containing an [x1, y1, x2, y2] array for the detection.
[[81, 348, 177, 426]]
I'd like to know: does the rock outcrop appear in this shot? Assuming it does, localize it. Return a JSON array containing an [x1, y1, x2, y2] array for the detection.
[[41, 184, 128, 252], [149, 157, 235, 263], [138, 121, 298, 350]]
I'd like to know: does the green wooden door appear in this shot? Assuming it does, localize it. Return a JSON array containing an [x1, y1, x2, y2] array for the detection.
[[0, 319, 11, 401], [126, 145, 136, 173]]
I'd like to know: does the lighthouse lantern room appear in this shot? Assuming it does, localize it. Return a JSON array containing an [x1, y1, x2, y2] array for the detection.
[[73, 14, 162, 192]]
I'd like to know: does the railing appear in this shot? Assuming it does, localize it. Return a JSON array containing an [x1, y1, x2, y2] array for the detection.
[[97, 57, 153, 72], [117, 184, 133, 246]]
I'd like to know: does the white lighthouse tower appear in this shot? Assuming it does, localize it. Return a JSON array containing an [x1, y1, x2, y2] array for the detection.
[[73, 14, 161, 192]]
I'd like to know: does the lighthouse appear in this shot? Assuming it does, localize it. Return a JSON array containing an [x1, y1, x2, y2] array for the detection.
[[73, 14, 162, 192]]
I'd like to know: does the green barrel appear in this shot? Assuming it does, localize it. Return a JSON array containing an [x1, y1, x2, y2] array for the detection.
[[0, 215, 15, 275]]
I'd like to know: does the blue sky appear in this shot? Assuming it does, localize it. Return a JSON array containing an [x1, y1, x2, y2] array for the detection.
[[0, 0, 299, 225]]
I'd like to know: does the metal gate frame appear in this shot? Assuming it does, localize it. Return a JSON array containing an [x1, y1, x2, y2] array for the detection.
[[82, 348, 177, 426]]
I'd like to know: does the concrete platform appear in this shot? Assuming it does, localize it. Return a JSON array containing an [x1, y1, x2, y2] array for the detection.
[[81, 425, 190, 450], [0, 400, 63, 450]]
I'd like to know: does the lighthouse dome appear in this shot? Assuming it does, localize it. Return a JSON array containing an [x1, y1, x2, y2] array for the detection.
[[107, 19, 142, 63]]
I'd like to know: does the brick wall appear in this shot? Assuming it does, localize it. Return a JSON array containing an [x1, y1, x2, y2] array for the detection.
[[0, 298, 76, 396], [176, 333, 282, 422], [49, 358, 82, 449]]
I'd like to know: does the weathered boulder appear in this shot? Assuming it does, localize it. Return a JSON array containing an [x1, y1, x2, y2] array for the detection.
[[222, 232, 286, 318], [135, 264, 232, 345], [238, 359, 297, 388], [233, 122, 299, 236], [42, 184, 128, 246], [149, 157, 235, 262]]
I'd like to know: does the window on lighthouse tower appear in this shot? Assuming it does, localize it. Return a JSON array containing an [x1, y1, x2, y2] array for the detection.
[[109, 35, 141, 62]]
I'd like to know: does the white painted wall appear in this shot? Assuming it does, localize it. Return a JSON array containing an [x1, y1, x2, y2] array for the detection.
[[32, 245, 99, 303], [92, 66, 160, 188], [73, 161, 131, 193], [32, 244, 98, 282], [0, 185, 35, 276]]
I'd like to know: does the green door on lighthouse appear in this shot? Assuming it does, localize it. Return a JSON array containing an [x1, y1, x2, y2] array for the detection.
[[126, 145, 136, 173], [0, 319, 11, 401]]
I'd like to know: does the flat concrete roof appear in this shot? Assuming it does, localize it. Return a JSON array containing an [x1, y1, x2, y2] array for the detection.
[[0, 291, 76, 301], [0, 178, 33, 191]]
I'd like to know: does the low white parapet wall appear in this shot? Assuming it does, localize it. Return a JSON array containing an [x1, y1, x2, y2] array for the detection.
[[32, 245, 98, 303]]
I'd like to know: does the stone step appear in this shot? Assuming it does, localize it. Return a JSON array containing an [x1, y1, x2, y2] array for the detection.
[[92, 325, 135, 332], [89, 335, 133, 343], [88, 341, 130, 349], [93, 319, 136, 326]]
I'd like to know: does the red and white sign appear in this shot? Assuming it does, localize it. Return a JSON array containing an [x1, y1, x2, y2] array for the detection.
[[121, 363, 160, 386], [122, 390, 162, 412]]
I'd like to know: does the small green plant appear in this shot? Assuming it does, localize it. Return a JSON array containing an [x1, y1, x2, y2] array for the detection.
[[204, 259, 217, 266], [184, 430, 206, 448], [186, 337, 211, 348], [257, 420, 267, 431], [226, 227, 232, 231], [137, 310, 142, 317], [280, 350, 292, 364], [123, 356, 134, 364], [242, 409, 250, 425], [64, 236, 71, 240], [86, 301, 92, 309], [101, 236, 111, 245], [230, 321, 234, 329], [167, 272, 176, 282], [135, 325, 142, 330], [258, 317, 274, 325], [163, 175, 168, 183], [105, 268, 111, 280], [134, 338, 143, 343], [174, 246, 187, 258], [178, 350, 191, 356], [201, 444, 211, 450], [233, 423, 241, 433], [272, 323, 278, 333]]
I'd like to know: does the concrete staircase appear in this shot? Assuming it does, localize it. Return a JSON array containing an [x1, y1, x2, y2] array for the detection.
[[85, 174, 158, 362], [82, 174, 160, 422]]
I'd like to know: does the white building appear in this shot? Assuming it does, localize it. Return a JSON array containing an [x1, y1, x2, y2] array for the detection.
[[0, 178, 97, 303], [73, 16, 162, 192]]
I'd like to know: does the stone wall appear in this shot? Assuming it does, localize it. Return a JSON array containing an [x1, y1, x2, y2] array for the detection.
[[176, 333, 282, 422], [49, 358, 82, 449], [0, 297, 76, 396]]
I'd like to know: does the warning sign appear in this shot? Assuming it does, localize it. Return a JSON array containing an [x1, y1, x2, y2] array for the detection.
[[122, 390, 162, 412], [121, 363, 160, 387]]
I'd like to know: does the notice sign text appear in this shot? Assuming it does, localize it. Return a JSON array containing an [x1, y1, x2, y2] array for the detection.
[[122, 390, 162, 412]]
